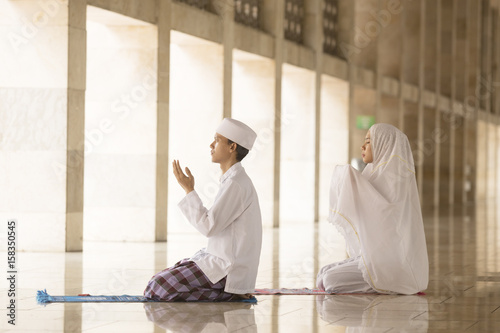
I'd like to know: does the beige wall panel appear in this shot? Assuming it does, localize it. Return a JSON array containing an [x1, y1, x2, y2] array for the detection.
[[424, 0, 437, 91], [349, 85, 376, 160], [378, 95, 400, 127], [440, 0, 453, 98], [87, 0, 156, 24], [421, 106, 437, 205], [377, 0, 402, 79], [402, 0, 420, 86]]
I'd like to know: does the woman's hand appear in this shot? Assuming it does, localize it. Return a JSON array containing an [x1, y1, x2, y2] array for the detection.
[[172, 160, 195, 194]]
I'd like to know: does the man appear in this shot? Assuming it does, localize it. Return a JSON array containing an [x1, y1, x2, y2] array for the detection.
[[144, 118, 262, 301]]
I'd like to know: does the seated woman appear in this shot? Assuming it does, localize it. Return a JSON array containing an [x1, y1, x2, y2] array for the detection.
[[317, 123, 429, 294]]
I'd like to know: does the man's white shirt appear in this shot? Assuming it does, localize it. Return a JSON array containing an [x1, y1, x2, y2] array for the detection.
[[178, 162, 262, 294]]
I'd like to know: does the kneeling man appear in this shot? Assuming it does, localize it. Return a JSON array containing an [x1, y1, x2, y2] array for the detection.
[[144, 118, 262, 301]]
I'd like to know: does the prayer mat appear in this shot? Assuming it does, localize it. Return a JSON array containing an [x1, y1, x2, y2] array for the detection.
[[253, 288, 336, 295], [37, 289, 426, 305], [252, 288, 426, 296], [36, 289, 257, 305]]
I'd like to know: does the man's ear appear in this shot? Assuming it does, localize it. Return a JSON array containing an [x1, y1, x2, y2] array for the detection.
[[229, 142, 237, 152]]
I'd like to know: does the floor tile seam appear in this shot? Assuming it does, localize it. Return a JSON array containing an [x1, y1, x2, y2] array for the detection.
[[14, 305, 45, 311], [462, 285, 474, 291], [464, 321, 479, 331], [410, 310, 428, 320], [230, 321, 265, 333], [79, 319, 123, 332], [439, 296, 453, 304], [278, 307, 302, 317]]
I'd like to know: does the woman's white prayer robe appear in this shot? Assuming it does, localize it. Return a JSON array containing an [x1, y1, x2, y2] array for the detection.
[[322, 124, 429, 294]]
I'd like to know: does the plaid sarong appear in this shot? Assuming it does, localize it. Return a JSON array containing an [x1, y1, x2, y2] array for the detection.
[[144, 258, 239, 302]]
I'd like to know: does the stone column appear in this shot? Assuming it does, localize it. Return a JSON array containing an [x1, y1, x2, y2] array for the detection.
[[155, 0, 171, 241], [434, 0, 442, 207], [303, 0, 323, 222], [347, 0, 378, 161], [438, 0, 453, 206], [480, 0, 492, 114], [376, 0, 402, 129], [452, 0, 468, 204], [447, 0, 457, 205], [262, 0, 284, 227], [262, 6, 283, 327], [492, 7, 500, 203], [493, 8, 500, 117], [66, 0, 86, 251], [349, 0, 378, 71], [421, 0, 438, 207], [0, 0, 86, 251], [213, 0, 234, 118], [401, 0, 421, 198], [417, 0, 426, 200], [476, 14, 488, 207], [464, 0, 481, 203], [481, 1, 495, 200]]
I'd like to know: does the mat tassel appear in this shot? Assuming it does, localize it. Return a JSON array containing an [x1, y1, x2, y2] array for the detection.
[[36, 289, 52, 305]]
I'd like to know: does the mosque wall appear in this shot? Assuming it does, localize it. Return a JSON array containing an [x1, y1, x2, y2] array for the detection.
[[3, 0, 499, 251]]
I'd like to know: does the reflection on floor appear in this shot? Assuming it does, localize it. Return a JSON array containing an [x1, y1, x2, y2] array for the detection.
[[1, 203, 499, 332]]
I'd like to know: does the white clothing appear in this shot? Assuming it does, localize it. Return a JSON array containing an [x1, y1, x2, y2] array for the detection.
[[178, 162, 262, 294], [316, 256, 375, 293], [144, 302, 256, 332], [316, 294, 429, 331], [325, 123, 429, 294], [216, 118, 257, 150]]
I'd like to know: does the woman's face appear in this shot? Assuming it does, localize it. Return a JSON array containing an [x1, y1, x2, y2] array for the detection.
[[361, 131, 373, 163]]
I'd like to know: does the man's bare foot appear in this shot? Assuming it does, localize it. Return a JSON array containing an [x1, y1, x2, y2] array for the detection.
[[237, 293, 252, 300]]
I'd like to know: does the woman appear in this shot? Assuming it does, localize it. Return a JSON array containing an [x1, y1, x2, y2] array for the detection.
[[317, 123, 429, 294]]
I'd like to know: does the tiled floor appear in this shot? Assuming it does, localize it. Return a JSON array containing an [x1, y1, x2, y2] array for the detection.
[[1, 203, 500, 332]]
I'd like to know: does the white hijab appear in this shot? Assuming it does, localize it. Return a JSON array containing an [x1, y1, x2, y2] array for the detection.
[[328, 123, 429, 294]]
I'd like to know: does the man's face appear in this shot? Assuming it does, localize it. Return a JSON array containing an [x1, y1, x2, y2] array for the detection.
[[210, 133, 235, 163]]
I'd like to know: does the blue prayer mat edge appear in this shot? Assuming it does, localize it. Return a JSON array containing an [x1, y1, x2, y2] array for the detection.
[[36, 289, 257, 305]]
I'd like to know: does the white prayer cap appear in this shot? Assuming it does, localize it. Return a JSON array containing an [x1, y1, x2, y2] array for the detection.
[[216, 118, 257, 150]]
